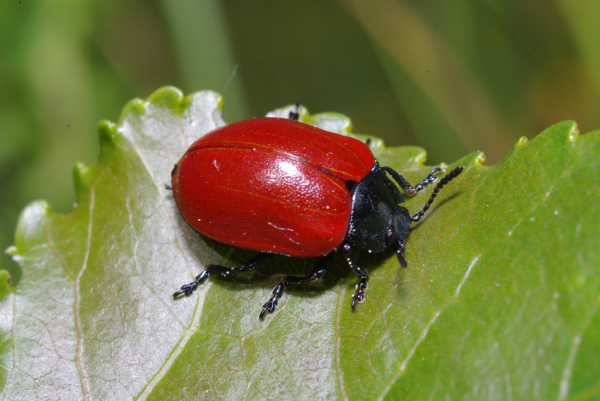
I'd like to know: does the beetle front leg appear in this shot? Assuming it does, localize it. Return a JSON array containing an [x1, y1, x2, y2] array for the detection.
[[173, 253, 273, 298], [260, 252, 334, 319], [395, 239, 408, 267], [342, 243, 370, 311], [384, 167, 443, 196]]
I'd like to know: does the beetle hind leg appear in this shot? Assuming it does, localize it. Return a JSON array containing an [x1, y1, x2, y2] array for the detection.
[[259, 252, 334, 319], [173, 270, 209, 298], [342, 244, 370, 311], [173, 253, 273, 299]]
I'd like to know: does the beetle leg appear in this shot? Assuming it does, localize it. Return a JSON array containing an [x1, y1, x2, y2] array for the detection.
[[288, 103, 300, 121], [342, 243, 370, 311], [173, 253, 273, 298], [411, 166, 465, 222], [351, 279, 367, 311], [396, 239, 408, 267], [259, 252, 334, 319], [384, 166, 443, 196]]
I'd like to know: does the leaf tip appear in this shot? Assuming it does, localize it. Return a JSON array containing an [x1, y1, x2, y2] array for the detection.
[[457, 151, 486, 167], [0, 269, 13, 296], [125, 98, 147, 118], [98, 120, 117, 145], [4, 247, 20, 278], [73, 162, 92, 193], [13, 200, 50, 254], [567, 122, 579, 142], [516, 136, 529, 147], [118, 88, 188, 123], [4, 245, 17, 257], [412, 150, 428, 165], [308, 112, 352, 134], [147, 86, 185, 110]]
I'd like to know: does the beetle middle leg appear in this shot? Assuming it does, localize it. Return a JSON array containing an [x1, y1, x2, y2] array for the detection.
[[260, 252, 334, 319], [173, 253, 273, 298], [342, 243, 370, 311], [384, 166, 443, 196]]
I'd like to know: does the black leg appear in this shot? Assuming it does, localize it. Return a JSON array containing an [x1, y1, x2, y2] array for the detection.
[[288, 103, 300, 121], [395, 239, 408, 267], [259, 252, 334, 319], [411, 166, 464, 222], [384, 167, 443, 196], [342, 243, 370, 311], [351, 280, 367, 310], [173, 253, 273, 298]]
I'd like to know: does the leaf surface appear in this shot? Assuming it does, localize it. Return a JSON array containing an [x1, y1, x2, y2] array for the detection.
[[1, 88, 599, 400]]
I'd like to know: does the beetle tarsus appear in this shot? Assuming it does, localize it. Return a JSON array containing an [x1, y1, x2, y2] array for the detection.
[[260, 283, 285, 319], [351, 279, 368, 310], [174, 254, 273, 299], [396, 240, 408, 267], [173, 270, 210, 298], [384, 166, 443, 196], [343, 243, 370, 310], [412, 166, 464, 222], [414, 167, 443, 192], [259, 253, 334, 319]]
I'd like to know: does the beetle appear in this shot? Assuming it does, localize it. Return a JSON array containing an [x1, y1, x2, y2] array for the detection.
[[171, 107, 464, 319]]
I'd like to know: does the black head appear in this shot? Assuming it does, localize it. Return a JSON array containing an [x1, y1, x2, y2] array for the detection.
[[345, 162, 464, 259], [346, 162, 409, 254]]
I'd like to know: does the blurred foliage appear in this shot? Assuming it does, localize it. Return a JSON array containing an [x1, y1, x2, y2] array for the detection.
[[1, 0, 600, 283]]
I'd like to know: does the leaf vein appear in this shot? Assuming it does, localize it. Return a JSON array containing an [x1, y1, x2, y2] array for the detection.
[[74, 187, 94, 400]]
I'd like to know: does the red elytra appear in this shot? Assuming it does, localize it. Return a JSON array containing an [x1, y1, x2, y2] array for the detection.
[[171, 117, 375, 257]]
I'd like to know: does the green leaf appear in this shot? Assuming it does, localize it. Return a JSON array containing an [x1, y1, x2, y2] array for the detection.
[[2, 87, 599, 400]]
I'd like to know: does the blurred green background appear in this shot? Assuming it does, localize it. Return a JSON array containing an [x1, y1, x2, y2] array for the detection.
[[1, 0, 600, 282]]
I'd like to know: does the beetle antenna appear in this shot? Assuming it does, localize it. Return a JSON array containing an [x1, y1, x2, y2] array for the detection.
[[411, 166, 464, 222]]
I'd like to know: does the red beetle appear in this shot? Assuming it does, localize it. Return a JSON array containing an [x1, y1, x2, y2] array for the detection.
[[172, 109, 463, 318]]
